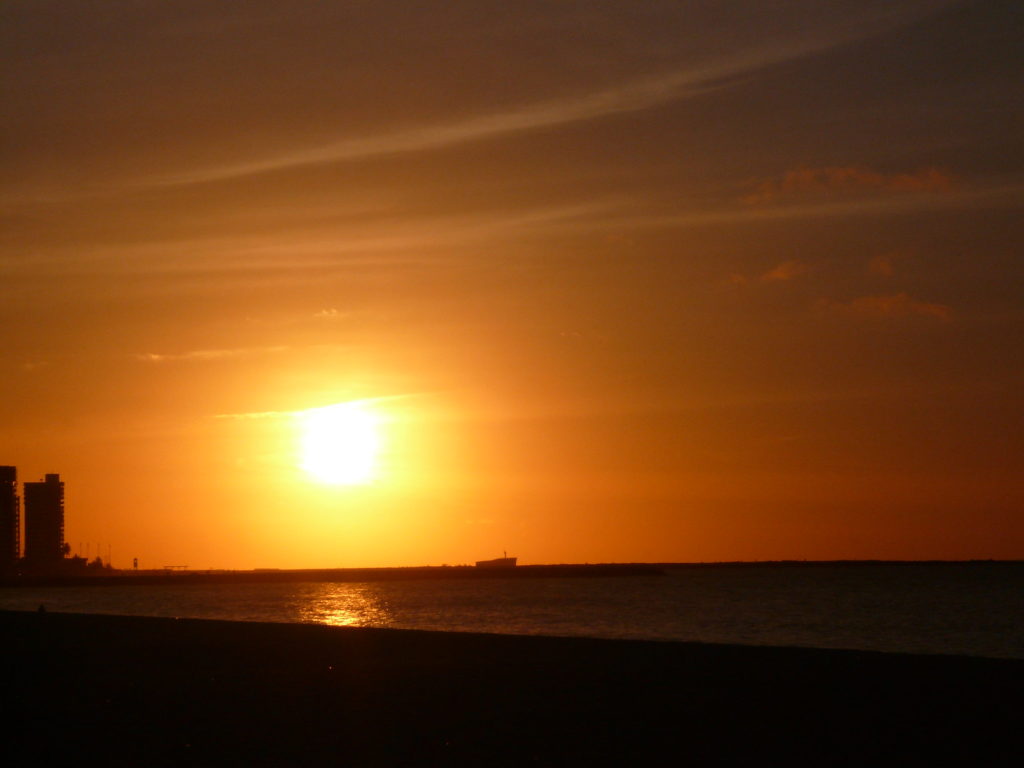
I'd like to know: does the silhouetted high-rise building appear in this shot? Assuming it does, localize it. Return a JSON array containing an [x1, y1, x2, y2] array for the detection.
[[24, 473, 65, 563], [0, 466, 19, 570]]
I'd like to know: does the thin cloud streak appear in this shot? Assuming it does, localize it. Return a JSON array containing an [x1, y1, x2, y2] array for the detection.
[[761, 260, 809, 282], [819, 293, 952, 321], [149, 6, 953, 188], [151, 71, 729, 185], [11, 182, 1020, 289], [213, 409, 294, 421], [135, 346, 290, 363], [2, 200, 622, 277], [743, 166, 955, 205], [613, 182, 1024, 231], [9, 181, 1019, 290], [215, 393, 429, 421]]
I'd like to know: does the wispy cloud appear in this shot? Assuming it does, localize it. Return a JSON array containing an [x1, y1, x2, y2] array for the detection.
[[215, 393, 426, 421], [616, 181, 1024, 231], [151, 72, 731, 185], [761, 260, 808, 282], [743, 166, 955, 205], [821, 292, 952, 320], [213, 409, 294, 421], [148, 8, 952, 189], [725, 259, 809, 285], [4, 200, 621, 280], [135, 346, 290, 363], [867, 253, 896, 277]]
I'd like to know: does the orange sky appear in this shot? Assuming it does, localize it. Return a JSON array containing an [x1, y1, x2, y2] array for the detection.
[[2, 1, 1022, 568]]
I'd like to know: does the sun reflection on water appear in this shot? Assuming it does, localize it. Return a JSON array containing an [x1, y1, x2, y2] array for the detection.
[[297, 583, 392, 627]]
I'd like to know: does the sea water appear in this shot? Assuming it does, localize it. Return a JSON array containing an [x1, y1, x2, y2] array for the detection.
[[1, 562, 1022, 659]]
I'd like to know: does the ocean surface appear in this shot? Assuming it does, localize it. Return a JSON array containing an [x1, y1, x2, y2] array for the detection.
[[2, 563, 1022, 659]]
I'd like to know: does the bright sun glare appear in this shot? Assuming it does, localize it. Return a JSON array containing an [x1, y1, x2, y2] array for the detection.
[[299, 402, 381, 485]]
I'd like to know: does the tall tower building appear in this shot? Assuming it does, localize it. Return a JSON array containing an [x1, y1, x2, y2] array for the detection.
[[0, 466, 20, 570], [24, 473, 65, 564]]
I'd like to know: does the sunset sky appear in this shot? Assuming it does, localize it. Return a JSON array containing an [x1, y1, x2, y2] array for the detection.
[[3, 0, 1022, 568]]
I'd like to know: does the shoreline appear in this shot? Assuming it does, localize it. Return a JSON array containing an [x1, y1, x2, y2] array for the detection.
[[1, 562, 663, 587], [3, 558, 1020, 589], [4, 610, 1021, 765]]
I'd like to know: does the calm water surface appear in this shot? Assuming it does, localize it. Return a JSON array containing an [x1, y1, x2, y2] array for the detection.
[[2, 563, 1022, 658]]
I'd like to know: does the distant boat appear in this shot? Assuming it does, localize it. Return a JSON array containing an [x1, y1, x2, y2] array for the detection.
[[475, 551, 517, 568]]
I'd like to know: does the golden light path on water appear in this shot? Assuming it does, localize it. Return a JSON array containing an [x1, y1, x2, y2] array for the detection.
[[297, 583, 393, 627]]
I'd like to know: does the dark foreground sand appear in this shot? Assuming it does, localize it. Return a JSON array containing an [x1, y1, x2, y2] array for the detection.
[[3, 611, 1020, 766]]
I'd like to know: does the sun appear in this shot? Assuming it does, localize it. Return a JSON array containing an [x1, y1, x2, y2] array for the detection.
[[298, 401, 381, 485]]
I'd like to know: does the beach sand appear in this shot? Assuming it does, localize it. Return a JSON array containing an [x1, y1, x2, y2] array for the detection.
[[3, 610, 1020, 766]]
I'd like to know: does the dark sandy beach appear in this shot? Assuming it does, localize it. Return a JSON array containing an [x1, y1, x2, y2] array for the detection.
[[3, 610, 1020, 766]]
